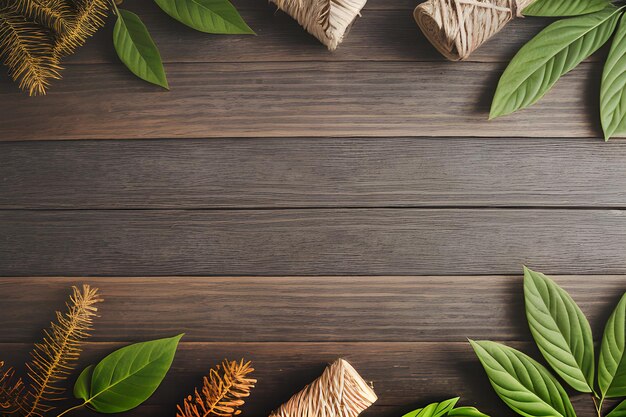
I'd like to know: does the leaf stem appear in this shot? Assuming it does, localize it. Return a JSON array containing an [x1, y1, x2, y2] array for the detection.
[[593, 395, 605, 417], [55, 403, 86, 417]]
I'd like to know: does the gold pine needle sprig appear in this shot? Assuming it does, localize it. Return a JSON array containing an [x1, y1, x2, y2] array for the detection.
[[53, 0, 110, 58], [0, 361, 24, 415], [176, 359, 256, 417], [10, 0, 74, 34], [20, 285, 102, 417], [0, 4, 62, 96]]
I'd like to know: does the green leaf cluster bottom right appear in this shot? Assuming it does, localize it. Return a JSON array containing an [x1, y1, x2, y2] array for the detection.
[[490, 0, 626, 140], [471, 267, 626, 417]]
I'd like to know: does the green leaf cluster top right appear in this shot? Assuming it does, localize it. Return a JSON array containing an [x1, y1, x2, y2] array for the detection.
[[491, 0, 626, 140]]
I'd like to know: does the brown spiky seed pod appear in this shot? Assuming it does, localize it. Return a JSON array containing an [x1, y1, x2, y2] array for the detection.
[[176, 359, 256, 417]]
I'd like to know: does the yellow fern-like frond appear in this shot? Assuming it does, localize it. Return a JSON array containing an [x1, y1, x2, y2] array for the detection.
[[53, 0, 109, 58], [0, 5, 61, 95], [11, 0, 73, 34], [176, 359, 256, 417], [21, 285, 102, 417], [0, 361, 24, 415]]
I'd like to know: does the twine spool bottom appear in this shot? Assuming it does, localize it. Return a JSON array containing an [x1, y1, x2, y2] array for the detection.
[[414, 0, 534, 61], [269, 358, 377, 417], [270, 0, 368, 50]]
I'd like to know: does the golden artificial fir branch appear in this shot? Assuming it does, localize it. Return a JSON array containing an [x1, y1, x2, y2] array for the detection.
[[53, 0, 109, 58], [20, 285, 102, 417], [0, 0, 110, 95], [0, 361, 24, 415], [176, 359, 256, 417], [0, 4, 61, 96], [10, 0, 73, 34]]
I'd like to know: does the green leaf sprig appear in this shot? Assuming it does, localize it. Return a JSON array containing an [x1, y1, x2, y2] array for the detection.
[[402, 398, 489, 417], [111, 0, 254, 89], [56, 334, 183, 417], [490, 0, 626, 140], [471, 267, 626, 417]]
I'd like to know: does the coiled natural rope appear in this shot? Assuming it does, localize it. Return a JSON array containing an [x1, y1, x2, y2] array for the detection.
[[269, 359, 378, 417], [414, 0, 534, 61], [270, 0, 368, 50]]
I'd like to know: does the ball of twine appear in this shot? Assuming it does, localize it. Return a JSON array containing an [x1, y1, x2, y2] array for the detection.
[[270, 0, 368, 50], [414, 0, 534, 61], [269, 359, 378, 417]]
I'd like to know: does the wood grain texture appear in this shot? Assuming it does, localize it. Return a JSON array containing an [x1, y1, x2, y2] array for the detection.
[[3, 209, 626, 276], [0, 342, 600, 417], [4, 137, 626, 209], [0, 62, 602, 141], [0, 276, 623, 343]]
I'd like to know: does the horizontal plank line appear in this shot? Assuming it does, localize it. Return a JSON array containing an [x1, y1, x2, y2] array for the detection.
[[5, 206, 626, 211], [1, 276, 622, 342]]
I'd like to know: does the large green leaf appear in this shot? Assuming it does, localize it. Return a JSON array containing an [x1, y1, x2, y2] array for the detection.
[[113, 9, 168, 89], [448, 407, 490, 417], [523, 267, 594, 393], [153, 0, 254, 34], [607, 400, 626, 417], [76, 334, 182, 413], [402, 398, 459, 417], [601, 13, 626, 140], [470, 340, 576, 417], [599, 294, 626, 398], [523, 0, 611, 17], [490, 6, 621, 119]]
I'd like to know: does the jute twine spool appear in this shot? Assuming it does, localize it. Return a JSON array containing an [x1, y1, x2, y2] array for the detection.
[[414, 0, 534, 61], [269, 359, 378, 417], [270, 0, 368, 50]]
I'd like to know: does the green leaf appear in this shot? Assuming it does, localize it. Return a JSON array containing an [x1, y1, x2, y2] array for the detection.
[[153, 0, 254, 34], [601, 13, 626, 140], [523, 0, 611, 17], [73, 364, 94, 402], [470, 340, 576, 417], [599, 294, 626, 398], [448, 407, 490, 417], [608, 400, 626, 417], [403, 398, 459, 417], [83, 334, 183, 413], [113, 9, 168, 89], [490, 6, 621, 119], [523, 267, 594, 393]]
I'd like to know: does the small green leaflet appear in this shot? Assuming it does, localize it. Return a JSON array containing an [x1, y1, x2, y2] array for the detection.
[[601, 13, 626, 140], [490, 6, 621, 119], [523, 0, 611, 17], [448, 407, 489, 417], [402, 398, 459, 417], [74, 364, 94, 402], [608, 400, 626, 417], [523, 267, 594, 393], [153, 0, 255, 34], [113, 9, 168, 89], [470, 340, 576, 417], [73, 334, 183, 413], [599, 294, 626, 398]]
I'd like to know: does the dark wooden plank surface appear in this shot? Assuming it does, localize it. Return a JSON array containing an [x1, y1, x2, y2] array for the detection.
[[1, 0, 625, 416], [0, 276, 623, 343], [0, 342, 600, 417], [5, 137, 626, 209], [3, 209, 626, 276], [0, 61, 602, 140]]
